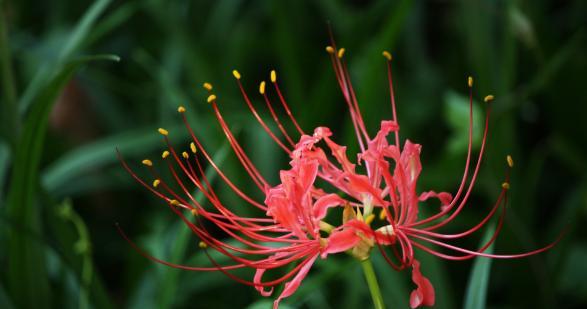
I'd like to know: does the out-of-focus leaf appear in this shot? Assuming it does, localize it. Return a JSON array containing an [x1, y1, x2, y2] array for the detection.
[[0, 141, 10, 200], [443, 90, 483, 156], [18, 0, 113, 114], [558, 244, 587, 301], [42, 194, 114, 309], [464, 225, 495, 309], [0, 6, 18, 146], [42, 124, 187, 195], [246, 299, 294, 309], [0, 282, 14, 309], [5, 54, 118, 308], [508, 6, 537, 49]]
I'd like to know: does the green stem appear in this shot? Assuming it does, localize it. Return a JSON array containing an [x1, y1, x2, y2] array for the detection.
[[361, 258, 386, 309]]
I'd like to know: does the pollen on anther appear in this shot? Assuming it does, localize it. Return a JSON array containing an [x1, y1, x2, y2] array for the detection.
[[270, 70, 277, 83], [484, 95, 495, 103], [337, 48, 345, 59], [382, 51, 392, 61], [468, 76, 474, 88], [177, 106, 186, 113], [259, 81, 266, 94], [325, 46, 335, 54], [507, 155, 514, 168], [162, 151, 170, 159], [191, 209, 198, 216], [158, 128, 169, 136], [198, 241, 208, 249], [207, 94, 217, 103], [190, 142, 197, 153], [502, 182, 511, 190], [232, 70, 241, 80], [141, 159, 153, 167], [169, 199, 180, 206], [152, 179, 160, 188], [203, 82, 213, 91], [379, 209, 387, 220], [365, 214, 375, 225]]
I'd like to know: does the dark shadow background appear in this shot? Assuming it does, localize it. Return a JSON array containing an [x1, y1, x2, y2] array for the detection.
[[1, 0, 586, 308]]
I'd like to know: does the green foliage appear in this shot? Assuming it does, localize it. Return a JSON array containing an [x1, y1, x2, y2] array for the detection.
[[464, 225, 495, 309], [0, 0, 586, 308]]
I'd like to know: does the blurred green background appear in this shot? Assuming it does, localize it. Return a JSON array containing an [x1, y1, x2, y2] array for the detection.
[[1, 0, 586, 308]]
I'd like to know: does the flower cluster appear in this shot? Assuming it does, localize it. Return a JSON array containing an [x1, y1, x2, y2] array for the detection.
[[119, 41, 558, 308]]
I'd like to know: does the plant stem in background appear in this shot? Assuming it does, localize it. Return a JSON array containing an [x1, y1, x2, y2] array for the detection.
[[361, 258, 386, 309], [0, 1, 19, 146]]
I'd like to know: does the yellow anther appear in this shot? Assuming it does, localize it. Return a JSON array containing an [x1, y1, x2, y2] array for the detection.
[[190, 142, 197, 153], [232, 70, 241, 80], [158, 128, 169, 136], [484, 95, 495, 103], [162, 150, 170, 159], [203, 82, 213, 91], [326, 46, 335, 54], [169, 199, 180, 206], [270, 70, 277, 83], [382, 51, 392, 61], [191, 209, 198, 217], [337, 48, 345, 59], [502, 182, 510, 190], [365, 214, 376, 225], [198, 241, 208, 249], [507, 155, 514, 168], [379, 209, 387, 220], [259, 81, 266, 94], [207, 94, 217, 103], [177, 106, 186, 113], [141, 159, 153, 167], [152, 179, 161, 188], [468, 76, 473, 88], [182, 151, 189, 159]]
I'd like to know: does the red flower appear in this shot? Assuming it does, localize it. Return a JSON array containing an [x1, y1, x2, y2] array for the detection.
[[118, 40, 561, 308]]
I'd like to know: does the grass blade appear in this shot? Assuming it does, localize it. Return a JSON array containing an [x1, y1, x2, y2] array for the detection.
[[464, 225, 495, 309], [18, 0, 113, 114], [42, 124, 187, 195], [5, 54, 118, 308]]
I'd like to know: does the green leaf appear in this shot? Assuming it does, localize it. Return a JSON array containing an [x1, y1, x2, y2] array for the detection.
[[443, 91, 483, 156], [464, 225, 495, 309], [18, 0, 114, 114], [0, 281, 15, 309], [0, 141, 10, 201], [42, 124, 186, 195], [5, 54, 118, 308], [50, 198, 114, 309]]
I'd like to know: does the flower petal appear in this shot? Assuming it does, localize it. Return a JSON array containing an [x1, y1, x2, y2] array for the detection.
[[409, 260, 435, 308], [321, 228, 361, 258], [254, 268, 274, 296], [419, 191, 453, 207], [273, 254, 319, 309], [312, 193, 345, 221]]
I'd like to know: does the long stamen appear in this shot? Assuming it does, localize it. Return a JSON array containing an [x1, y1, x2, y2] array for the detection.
[[408, 79, 483, 228], [179, 109, 267, 210], [383, 51, 401, 149], [209, 97, 269, 190], [233, 71, 291, 153], [270, 70, 305, 135], [260, 81, 296, 147]]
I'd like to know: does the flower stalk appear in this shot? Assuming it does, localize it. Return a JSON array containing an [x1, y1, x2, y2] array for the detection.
[[361, 258, 386, 309]]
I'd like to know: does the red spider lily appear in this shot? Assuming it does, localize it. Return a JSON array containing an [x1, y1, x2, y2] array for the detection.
[[118, 40, 561, 308]]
